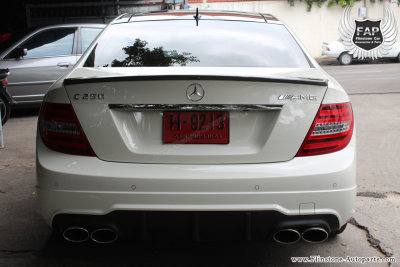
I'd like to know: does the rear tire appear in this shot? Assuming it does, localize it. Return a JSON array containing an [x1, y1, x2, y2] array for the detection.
[[0, 94, 11, 125], [338, 53, 353, 65], [397, 53, 400, 63]]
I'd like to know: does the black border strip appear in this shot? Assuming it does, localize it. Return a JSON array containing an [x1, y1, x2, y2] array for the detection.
[[64, 75, 328, 86]]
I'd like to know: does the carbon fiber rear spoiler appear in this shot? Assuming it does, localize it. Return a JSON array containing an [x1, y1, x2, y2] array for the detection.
[[64, 75, 328, 87]]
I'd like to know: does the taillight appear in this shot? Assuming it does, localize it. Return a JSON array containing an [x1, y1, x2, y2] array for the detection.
[[296, 102, 354, 157], [1, 78, 7, 85], [39, 102, 95, 156], [1, 68, 9, 85]]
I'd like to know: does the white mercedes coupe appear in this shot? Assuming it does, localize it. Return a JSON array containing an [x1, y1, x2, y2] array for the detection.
[[322, 40, 400, 65], [36, 10, 356, 244]]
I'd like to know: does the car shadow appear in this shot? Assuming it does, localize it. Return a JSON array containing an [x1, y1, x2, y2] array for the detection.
[[10, 106, 40, 119], [33, 233, 341, 266]]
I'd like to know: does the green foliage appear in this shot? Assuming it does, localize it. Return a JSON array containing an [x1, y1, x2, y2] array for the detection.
[[327, 0, 336, 7], [110, 39, 199, 67], [289, 0, 360, 11]]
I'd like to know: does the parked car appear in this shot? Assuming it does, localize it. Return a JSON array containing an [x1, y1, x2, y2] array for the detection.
[[0, 68, 15, 125], [37, 11, 355, 244], [0, 24, 105, 107], [322, 40, 400, 65]]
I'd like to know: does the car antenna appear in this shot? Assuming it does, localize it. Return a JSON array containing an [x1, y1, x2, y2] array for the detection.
[[193, 8, 201, 26]]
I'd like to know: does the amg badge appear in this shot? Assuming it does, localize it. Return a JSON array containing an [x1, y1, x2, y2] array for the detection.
[[278, 95, 317, 101]]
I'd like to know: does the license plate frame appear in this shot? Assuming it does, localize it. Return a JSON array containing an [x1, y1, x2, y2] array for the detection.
[[163, 111, 229, 144]]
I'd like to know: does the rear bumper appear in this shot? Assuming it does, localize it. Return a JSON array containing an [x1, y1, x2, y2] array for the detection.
[[321, 47, 341, 58], [36, 134, 356, 230]]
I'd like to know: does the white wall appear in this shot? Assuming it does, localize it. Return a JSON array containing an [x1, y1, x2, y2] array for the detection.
[[190, 1, 400, 58]]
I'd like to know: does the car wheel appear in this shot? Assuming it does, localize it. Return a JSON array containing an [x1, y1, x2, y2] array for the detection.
[[397, 53, 400, 63], [0, 94, 11, 125], [338, 53, 353, 65]]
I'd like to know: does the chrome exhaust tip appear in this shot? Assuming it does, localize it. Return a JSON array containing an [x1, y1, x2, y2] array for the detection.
[[273, 229, 301, 244], [90, 228, 118, 244], [302, 227, 329, 243], [62, 226, 90, 243]]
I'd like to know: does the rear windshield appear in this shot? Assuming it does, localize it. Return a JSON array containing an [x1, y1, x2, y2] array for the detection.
[[84, 19, 310, 68]]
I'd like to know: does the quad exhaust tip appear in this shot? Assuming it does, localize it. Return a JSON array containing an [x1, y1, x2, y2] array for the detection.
[[62, 226, 118, 244], [273, 229, 301, 244], [62, 226, 90, 243], [273, 227, 329, 244], [90, 228, 118, 244], [301, 227, 329, 243], [62, 225, 326, 244]]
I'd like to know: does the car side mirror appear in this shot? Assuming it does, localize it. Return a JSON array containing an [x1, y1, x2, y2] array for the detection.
[[11, 47, 28, 59]]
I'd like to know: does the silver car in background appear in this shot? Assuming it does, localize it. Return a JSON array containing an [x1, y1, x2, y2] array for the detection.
[[0, 24, 105, 106]]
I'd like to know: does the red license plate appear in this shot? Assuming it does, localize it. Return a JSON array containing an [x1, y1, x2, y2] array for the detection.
[[163, 111, 229, 144]]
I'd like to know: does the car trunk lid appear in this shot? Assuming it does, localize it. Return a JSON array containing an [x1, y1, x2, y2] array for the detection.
[[63, 67, 328, 164]]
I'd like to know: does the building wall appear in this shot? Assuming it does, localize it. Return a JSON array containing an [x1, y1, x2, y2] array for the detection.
[[188, 0, 400, 58]]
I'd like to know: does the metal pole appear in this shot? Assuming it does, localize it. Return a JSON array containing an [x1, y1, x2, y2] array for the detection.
[[0, 108, 4, 148], [384, 0, 389, 23], [364, 0, 367, 19], [116, 0, 120, 16]]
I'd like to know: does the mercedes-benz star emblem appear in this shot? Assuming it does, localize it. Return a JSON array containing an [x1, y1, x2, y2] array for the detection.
[[186, 83, 205, 102]]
